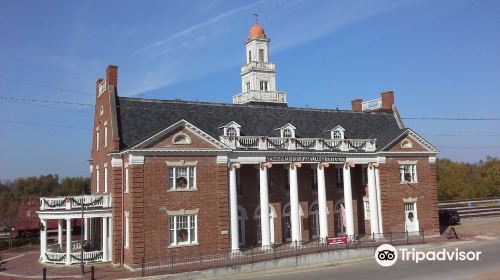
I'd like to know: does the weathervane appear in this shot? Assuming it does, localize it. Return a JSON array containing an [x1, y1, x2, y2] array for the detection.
[[253, 13, 259, 22]]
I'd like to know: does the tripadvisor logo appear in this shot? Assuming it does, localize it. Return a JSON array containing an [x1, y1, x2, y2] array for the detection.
[[375, 244, 482, 267]]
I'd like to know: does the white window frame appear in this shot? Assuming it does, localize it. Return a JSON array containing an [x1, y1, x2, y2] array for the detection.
[[169, 214, 198, 246], [124, 212, 130, 249], [125, 164, 129, 193], [172, 133, 191, 145], [277, 123, 296, 138], [220, 121, 241, 137], [329, 125, 345, 140], [104, 122, 108, 148], [168, 166, 197, 190], [96, 165, 100, 193], [95, 128, 100, 151], [104, 164, 108, 193], [400, 164, 418, 183]]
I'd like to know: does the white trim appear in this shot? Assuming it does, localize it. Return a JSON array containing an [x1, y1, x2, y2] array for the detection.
[[166, 208, 199, 216], [125, 165, 129, 193], [128, 154, 144, 165], [380, 129, 438, 152], [166, 160, 198, 166], [398, 160, 418, 165], [128, 119, 229, 150], [429, 156, 437, 163], [111, 157, 122, 167], [124, 211, 130, 249]]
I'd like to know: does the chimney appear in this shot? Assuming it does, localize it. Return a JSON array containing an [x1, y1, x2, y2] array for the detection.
[[106, 65, 118, 89], [351, 99, 363, 112], [381, 91, 394, 111]]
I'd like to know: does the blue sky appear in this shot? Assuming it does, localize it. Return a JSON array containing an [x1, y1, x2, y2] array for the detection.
[[0, 0, 499, 180]]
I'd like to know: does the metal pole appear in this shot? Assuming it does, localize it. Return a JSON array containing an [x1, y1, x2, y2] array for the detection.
[[80, 194, 85, 274], [42, 268, 47, 280], [91, 266, 95, 280]]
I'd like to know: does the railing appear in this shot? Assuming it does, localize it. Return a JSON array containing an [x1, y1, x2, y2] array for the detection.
[[240, 61, 276, 74], [44, 250, 103, 264], [221, 136, 376, 152], [141, 231, 425, 276], [362, 98, 382, 111], [439, 197, 500, 218], [40, 195, 112, 211], [233, 90, 287, 104]]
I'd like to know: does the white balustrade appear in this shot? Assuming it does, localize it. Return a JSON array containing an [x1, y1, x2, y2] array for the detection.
[[240, 61, 276, 74], [45, 250, 104, 265], [267, 137, 290, 150], [362, 98, 382, 111], [233, 90, 287, 104], [235, 136, 260, 149], [40, 195, 112, 211]]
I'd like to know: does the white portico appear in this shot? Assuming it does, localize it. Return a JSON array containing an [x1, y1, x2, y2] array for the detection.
[[226, 154, 385, 251], [37, 195, 112, 265]]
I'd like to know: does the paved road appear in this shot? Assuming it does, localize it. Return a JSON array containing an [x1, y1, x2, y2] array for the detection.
[[212, 239, 500, 280]]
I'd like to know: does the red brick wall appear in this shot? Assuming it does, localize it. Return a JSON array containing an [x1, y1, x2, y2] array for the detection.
[[379, 157, 439, 235]]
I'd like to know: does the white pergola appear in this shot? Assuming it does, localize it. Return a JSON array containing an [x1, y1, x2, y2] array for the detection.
[[37, 195, 112, 265]]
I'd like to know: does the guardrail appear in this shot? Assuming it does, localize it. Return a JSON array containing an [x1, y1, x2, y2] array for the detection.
[[40, 195, 112, 211], [439, 197, 500, 218]]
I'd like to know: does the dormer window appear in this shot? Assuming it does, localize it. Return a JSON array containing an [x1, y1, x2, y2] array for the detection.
[[283, 128, 293, 138], [277, 123, 296, 138], [220, 121, 241, 137], [227, 127, 237, 137], [329, 125, 345, 140]]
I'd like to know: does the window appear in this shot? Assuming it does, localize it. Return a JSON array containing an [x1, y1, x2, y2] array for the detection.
[[96, 166, 100, 192], [125, 165, 129, 193], [96, 129, 100, 151], [104, 164, 108, 193], [169, 215, 197, 245], [363, 199, 370, 220], [362, 166, 368, 185], [283, 205, 291, 241], [99, 106, 104, 116], [336, 167, 344, 189], [310, 203, 319, 238], [104, 124, 108, 147], [168, 166, 196, 190], [400, 164, 417, 183], [248, 50, 252, 63], [173, 134, 191, 144], [227, 127, 238, 137], [283, 128, 292, 138], [246, 82, 251, 92], [259, 49, 264, 62], [125, 212, 130, 248], [401, 139, 413, 149], [311, 168, 318, 191], [259, 81, 268, 91], [333, 130, 342, 139]]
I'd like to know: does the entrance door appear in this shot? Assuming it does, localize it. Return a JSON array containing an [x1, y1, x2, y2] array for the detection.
[[404, 202, 419, 233], [335, 201, 346, 235]]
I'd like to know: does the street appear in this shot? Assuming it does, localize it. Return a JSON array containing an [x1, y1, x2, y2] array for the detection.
[[211, 239, 500, 280]]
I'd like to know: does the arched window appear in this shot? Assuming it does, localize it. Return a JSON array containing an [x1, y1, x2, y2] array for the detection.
[[254, 205, 276, 244], [309, 202, 320, 239], [401, 139, 413, 149], [282, 203, 304, 242], [334, 201, 346, 235], [238, 206, 247, 246], [172, 133, 191, 145]]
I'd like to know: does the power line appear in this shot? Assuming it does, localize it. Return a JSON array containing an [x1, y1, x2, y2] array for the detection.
[[0, 97, 92, 114], [1, 95, 500, 121], [422, 134, 500, 137], [0, 76, 95, 96], [0, 119, 91, 130]]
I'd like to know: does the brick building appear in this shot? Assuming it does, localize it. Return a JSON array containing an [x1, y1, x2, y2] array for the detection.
[[38, 21, 439, 269]]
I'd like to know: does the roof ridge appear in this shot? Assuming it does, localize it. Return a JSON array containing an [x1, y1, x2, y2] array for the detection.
[[118, 96, 394, 115]]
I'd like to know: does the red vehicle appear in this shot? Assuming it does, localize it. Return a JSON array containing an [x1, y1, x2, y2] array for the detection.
[[10, 196, 81, 238]]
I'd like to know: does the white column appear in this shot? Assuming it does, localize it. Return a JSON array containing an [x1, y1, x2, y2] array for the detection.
[[259, 164, 271, 247], [317, 164, 329, 239], [58, 219, 63, 246], [102, 217, 108, 261], [84, 218, 89, 241], [108, 217, 113, 262], [367, 164, 380, 235], [289, 163, 301, 245], [66, 218, 72, 265], [375, 167, 383, 234], [342, 164, 355, 237], [229, 165, 239, 251], [40, 219, 47, 262]]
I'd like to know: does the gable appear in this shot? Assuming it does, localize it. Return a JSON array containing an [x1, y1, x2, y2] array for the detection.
[[148, 127, 218, 149], [383, 130, 438, 153]]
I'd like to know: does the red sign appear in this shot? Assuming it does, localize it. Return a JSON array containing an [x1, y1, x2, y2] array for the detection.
[[327, 236, 348, 245]]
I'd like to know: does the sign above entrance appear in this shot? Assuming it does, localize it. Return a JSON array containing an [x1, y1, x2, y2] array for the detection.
[[265, 156, 346, 163]]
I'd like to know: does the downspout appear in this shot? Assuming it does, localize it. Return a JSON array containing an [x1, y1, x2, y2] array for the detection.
[[121, 154, 125, 266]]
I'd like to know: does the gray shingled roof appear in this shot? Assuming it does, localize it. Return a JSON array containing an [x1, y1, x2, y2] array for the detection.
[[116, 97, 405, 152]]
